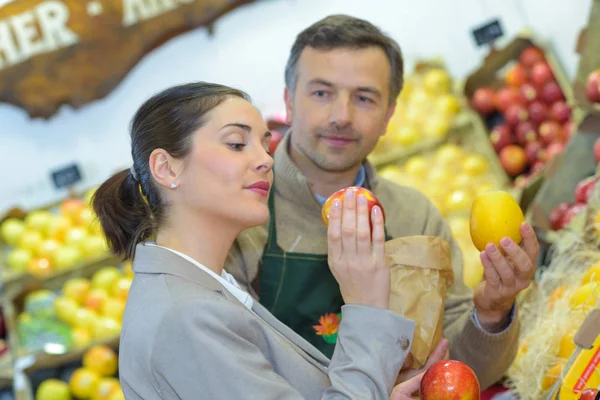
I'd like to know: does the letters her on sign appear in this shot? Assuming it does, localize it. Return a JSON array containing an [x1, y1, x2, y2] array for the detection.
[[0, 0, 255, 119]]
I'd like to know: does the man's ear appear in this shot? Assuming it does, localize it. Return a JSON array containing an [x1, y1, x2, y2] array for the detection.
[[381, 100, 397, 136], [284, 87, 293, 125]]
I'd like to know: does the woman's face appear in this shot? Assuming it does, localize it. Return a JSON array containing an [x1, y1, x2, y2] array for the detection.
[[176, 96, 274, 228]]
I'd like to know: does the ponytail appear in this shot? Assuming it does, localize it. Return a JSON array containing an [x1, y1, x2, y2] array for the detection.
[[92, 168, 155, 259]]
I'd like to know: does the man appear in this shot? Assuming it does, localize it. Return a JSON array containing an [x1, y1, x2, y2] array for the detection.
[[225, 14, 538, 390]]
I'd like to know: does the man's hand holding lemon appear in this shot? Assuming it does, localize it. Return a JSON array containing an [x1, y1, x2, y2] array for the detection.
[[470, 191, 539, 332]]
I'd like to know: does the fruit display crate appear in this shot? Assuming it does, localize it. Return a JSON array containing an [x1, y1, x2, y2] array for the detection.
[[574, 0, 600, 116], [2, 255, 129, 385], [0, 186, 115, 294], [464, 30, 582, 195]]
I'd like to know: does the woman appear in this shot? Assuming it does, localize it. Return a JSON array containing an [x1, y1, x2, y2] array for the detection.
[[93, 82, 422, 399]]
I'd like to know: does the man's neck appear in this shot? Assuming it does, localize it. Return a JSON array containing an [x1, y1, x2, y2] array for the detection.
[[288, 140, 362, 199]]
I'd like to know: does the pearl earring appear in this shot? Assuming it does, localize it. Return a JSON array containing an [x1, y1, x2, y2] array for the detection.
[[170, 183, 177, 189]]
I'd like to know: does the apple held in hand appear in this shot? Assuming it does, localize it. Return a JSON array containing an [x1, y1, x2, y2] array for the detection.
[[420, 360, 480, 400], [321, 187, 385, 228]]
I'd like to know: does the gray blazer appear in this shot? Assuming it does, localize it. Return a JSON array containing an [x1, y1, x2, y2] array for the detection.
[[118, 244, 416, 399]]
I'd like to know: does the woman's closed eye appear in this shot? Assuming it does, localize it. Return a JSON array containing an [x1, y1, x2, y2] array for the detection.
[[228, 143, 246, 151]]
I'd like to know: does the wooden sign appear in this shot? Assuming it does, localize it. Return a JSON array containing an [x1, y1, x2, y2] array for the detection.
[[0, 0, 255, 119]]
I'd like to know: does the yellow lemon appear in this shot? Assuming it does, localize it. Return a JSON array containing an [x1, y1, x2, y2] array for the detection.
[[558, 329, 577, 359], [582, 261, 600, 284], [469, 190, 524, 252], [569, 282, 599, 309]]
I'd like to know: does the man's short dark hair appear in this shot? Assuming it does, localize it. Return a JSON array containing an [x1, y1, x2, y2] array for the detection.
[[284, 14, 404, 103]]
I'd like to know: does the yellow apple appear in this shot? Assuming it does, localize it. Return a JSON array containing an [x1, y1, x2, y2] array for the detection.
[[403, 156, 429, 180], [71, 327, 93, 348], [103, 298, 126, 322], [54, 296, 80, 325], [36, 379, 71, 400], [37, 238, 61, 259], [462, 154, 489, 176], [391, 125, 420, 147], [445, 189, 473, 215], [18, 230, 44, 253], [77, 206, 96, 230], [24, 210, 54, 232], [93, 317, 122, 340], [122, 260, 134, 277], [423, 115, 450, 139], [435, 94, 461, 116], [5, 248, 33, 272], [423, 68, 451, 95], [44, 214, 72, 241], [109, 389, 125, 400], [83, 345, 118, 377], [93, 377, 121, 400], [74, 307, 99, 331], [60, 198, 86, 222], [81, 235, 108, 259], [92, 267, 122, 293], [62, 277, 91, 305], [435, 144, 464, 167], [27, 257, 53, 278], [52, 245, 83, 270], [112, 276, 133, 302], [0, 218, 25, 246], [84, 288, 110, 314], [64, 227, 89, 249], [69, 368, 101, 400]]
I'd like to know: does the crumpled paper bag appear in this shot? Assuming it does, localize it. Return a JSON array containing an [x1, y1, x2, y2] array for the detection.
[[385, 236, 455, 369]]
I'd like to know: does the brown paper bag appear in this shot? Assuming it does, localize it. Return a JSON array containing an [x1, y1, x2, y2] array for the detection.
[[385, 236, 455, 369]]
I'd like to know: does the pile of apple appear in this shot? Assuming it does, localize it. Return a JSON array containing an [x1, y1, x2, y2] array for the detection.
[[379, 144, 499, 217], [16, 264, 132, 354], [372, 67, 462, 155], [549, 176, 598, 231], [0, 187, 109, 278], [35, 344, 124, 400], [470, 45, 573, 186]]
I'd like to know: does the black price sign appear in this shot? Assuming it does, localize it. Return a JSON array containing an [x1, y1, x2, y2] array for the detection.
[[51, 163, 82, 189], [472, 19, 504, 47]]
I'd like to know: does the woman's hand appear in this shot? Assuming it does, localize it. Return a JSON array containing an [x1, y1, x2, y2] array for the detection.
[[327, 190, 390, 309], [389, 372, 423, 400]]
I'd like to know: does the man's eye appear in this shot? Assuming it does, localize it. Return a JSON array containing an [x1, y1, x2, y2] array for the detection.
[[228, 143, 246, 151], [358, 96, 374, 104], [314, 90, 327, 97]]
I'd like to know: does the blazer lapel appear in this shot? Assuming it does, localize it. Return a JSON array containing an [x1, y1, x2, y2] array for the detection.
[[251, 301, 330, 371]]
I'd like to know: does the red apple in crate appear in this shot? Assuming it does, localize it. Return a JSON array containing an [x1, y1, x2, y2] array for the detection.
[[575, 177, 599, 204], [539, 121, 561, 146], [528, 101, 549, 124], [594, 137, 600, 163], [550, 101, 571, 123], [587, 69, 600, 103], [505, 64, 528, 87], [269, 130, 284, 155], [525, 141, 545, 164], [495, 87, 522, 112], [505, 104, 529, 126], [516, 121, 538, 145], [561, 120, 575, 143], [520, 83, 539, 103], [420, 360, 480, 400], [500, 145, 528, 176], [519, 46, 545, 68], [546, 142, 565, 159], [531, 61, 554, 87], [471, 87, 496, 115], [549, 202, 571, 230], [490, 124, 514, 153], [321, 187, 385, 228], [578, 388, 599, 400], [541, 81, 564, 104], [563, 203, 586, 226]]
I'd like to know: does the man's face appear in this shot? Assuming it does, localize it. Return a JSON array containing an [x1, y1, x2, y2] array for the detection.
[[285, 46, 396, 172]]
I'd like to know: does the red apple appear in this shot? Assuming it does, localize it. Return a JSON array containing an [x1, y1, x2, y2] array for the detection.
[[505, 64, 528, 87], [578, 388, 599, 400], [541, 81, 564, 104], [539, 121, 561, 146], [546, 142, 565, 159], [321, 186, 385, 228], [495, 87, 522, 112], [500, 145, 528, 176], [528, 101, 549, 124], [594, 137, 600, 163], [550, 101, 571, 123], [420, 360, 480, 400], [516, 121, 538, 145], [472, 87, 496, 115], [562, 203, 586, 227], [519, 46, 545, 68], [549, 202, 571, 230], [531, 61, 554, 87], [525, 141, 545, 164], [269, 130, 284, 155], [505, 104, 529, 126], [561, 120, 575, 143], [520, 83, 539, 103], [587, 69, 600, 103], [575, 177, 599, 204], [490, 124, 514, 153]]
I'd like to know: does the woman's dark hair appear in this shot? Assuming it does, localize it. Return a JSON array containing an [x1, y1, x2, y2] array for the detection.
[[92, 82, 250, 259]]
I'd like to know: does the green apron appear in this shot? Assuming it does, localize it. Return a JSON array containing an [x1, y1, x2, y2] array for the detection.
[[258, 188, 391, 358]]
